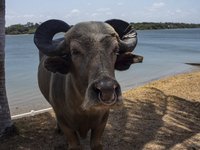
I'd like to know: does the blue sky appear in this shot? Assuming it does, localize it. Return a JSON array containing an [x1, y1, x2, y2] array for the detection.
[[5, 0, 200, 26]]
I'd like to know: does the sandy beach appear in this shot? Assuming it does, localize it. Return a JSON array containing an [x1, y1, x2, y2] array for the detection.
[[1, 64, 200, 150]]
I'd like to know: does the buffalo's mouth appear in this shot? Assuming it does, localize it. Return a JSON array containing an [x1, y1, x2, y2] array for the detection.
[[98, 92, 117, 105]]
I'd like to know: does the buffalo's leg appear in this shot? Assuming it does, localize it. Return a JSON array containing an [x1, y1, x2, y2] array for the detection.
[[90, 112, 109, 150], [59, 123, 81, 150]]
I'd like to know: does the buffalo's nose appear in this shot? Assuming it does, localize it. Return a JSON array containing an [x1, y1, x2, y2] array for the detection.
[[95, 78, 119, 105]]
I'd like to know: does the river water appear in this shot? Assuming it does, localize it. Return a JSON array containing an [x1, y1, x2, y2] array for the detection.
[[5, 28, 200, 112]]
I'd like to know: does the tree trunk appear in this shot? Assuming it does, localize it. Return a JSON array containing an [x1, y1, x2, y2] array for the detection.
[[0, 0, 16, 138]]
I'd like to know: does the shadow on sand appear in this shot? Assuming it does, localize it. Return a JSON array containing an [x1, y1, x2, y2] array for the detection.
[[1, 87, 200, 150], [103, 87, 200, 150]]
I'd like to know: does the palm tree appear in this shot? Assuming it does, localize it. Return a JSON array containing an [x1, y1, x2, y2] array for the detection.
[[0, 0, 16, 138]]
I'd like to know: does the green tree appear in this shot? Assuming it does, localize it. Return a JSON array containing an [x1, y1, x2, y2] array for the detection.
[[0, 0, 16, 138], [25, 22, 34, 28]]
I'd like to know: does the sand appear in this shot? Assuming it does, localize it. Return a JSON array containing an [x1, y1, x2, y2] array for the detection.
[[1, 65, 199, 150]]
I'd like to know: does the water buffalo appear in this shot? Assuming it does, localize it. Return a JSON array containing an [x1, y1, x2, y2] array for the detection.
[[34, 19, 143, 150]]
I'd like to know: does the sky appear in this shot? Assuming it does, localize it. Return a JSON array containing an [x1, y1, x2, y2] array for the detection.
[[5, 0, 200, 27]]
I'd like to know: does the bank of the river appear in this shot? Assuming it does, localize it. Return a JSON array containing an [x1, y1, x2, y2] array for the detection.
[[5, 21, 200, 35]]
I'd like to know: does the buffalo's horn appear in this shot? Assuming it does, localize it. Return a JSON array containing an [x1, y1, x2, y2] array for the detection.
[[105, 19, 137, 53], [34, 19, 70, 56]]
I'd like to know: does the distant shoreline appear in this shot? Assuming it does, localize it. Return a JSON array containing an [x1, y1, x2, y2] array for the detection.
[[5, 27, 200, 36], [5, 21, 200, 35]]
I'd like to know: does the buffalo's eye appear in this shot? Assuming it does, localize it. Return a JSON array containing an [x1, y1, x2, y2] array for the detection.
[[71, 49, 81, 55]]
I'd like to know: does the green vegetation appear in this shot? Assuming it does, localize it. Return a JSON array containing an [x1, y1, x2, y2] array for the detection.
[[5, 22, 40, 35], [5, 22, 200, 35], [130, 22, 200, 30]]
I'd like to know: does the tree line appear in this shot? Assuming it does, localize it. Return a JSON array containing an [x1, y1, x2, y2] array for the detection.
[[5, 22, 40, 35], [131, 22, 200, 30], [5, 21, 200, 35]]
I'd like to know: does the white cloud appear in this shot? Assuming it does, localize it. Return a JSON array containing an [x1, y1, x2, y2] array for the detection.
[[174, 9, 189, 16], [153, 2, 166, 8], [118, 2, 123, 5], [65, 9, 80, 18], [6, 15, 15, 19], [6, 9, 19, 16], [6, 9, 20, 19], [166, 10, 174, 16], [97, 8, 110, 12], [6, 10, 36, 25], [92, 13, 100, 16], [90, 8, 113, 17], [176, 9, 182, 13], [87, 3, 92, 6], [165, 9, 195, 20], [146, 2, 166, 12], [71, 9, 80, 14]]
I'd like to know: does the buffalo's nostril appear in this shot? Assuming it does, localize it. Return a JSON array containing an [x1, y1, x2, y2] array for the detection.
[[94, 79, 119, 105], [98, 92, 117, 105]]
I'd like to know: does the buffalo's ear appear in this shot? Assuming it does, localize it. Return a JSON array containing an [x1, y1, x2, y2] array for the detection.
[[44, 56, 70, 74], [115, 53, 143, 71]]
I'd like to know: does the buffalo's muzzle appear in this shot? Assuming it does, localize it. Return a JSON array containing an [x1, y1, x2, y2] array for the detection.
[[94, 77, 119, 105]]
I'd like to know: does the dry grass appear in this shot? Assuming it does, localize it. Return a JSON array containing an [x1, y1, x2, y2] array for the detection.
[[1, 72, 200, 150]]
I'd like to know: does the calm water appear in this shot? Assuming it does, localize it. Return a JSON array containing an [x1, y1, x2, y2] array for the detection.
[[5, 28, 200, 111]]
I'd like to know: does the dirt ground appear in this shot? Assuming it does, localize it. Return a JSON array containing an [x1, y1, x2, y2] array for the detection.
[[0, 71, 200, 150]]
